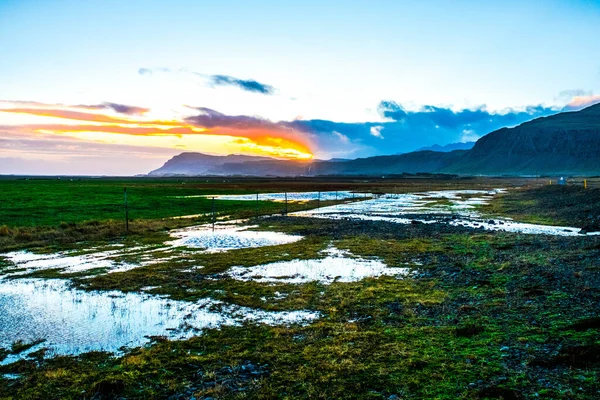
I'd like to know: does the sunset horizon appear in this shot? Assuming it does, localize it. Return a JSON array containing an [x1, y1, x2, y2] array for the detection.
[[2, 0, 599, 175]]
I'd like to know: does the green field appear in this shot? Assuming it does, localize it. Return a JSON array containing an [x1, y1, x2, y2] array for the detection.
[[0, 178, 296, 227], [1, 177, 600, 399]]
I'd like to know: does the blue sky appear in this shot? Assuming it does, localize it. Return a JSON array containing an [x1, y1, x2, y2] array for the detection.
[[1, 0, 599, 174]]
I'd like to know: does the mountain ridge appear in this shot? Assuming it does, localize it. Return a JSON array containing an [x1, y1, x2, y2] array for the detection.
[[149, 103, 600, 177]]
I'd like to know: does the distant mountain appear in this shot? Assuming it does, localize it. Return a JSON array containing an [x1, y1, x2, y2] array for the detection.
[[149, 150, 466, 177], [148, 153, 274, 176], [149, 104, 600, 177], [417, 142, 475, 152]]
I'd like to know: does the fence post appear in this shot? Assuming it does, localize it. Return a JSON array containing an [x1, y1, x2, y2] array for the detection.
[[584, 179, 587, 189], [284, 192, 288, 216], [124, 187, 129, 233], [317, 191, 320, 210], [211, 197, 215, 232], [256, 193, 259, 218]]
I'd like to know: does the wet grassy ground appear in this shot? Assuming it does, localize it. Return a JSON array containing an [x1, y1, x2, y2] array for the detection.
[[1, 178, 599, 399]]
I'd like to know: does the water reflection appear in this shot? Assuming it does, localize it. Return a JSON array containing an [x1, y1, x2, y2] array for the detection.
[[0, 279, 318, 363]]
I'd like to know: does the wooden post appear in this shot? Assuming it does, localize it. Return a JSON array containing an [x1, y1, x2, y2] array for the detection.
[[124, 187, 129, 233], [584, 179, 587, 189], [317, 191, 320, 210], [284, 192, 288, 216], [256, 193, 259, 218], [211, 197, 215, 232]]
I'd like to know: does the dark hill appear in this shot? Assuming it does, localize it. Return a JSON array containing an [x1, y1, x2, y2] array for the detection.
[[445, 103, 600, 175]]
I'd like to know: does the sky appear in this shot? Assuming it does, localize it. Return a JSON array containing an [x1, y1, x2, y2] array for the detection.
[[1, 0, 599, 175]]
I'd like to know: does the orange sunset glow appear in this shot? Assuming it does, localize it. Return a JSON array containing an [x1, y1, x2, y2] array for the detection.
[[0, 104, 314, 160]]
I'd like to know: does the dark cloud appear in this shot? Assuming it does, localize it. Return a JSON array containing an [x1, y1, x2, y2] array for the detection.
[[138, 67, 275, 95], [184, 107, 278, 129], [102, 102, 149, 115], [78, 102, 149, 115], [208, 74, 275, 95]]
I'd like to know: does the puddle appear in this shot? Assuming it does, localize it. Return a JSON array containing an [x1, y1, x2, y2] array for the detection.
[[0, 224, 303, 277], [228, 247, 409, 284], [201, 191, 370, 202], [0, 248, 142, 278], [168, 224, 303, 251], [292, 189, 595, 236], [0, 279, 319, 364]]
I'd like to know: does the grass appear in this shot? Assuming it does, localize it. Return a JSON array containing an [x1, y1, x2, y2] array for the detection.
[[2, 179, 600, 398], [480, 184, 600, 228]]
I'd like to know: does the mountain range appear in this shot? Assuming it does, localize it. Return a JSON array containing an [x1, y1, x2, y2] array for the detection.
[[149, 103, 600, 177]]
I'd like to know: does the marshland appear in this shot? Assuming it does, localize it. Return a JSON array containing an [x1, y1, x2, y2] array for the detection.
[[1, 176, 599, 399]]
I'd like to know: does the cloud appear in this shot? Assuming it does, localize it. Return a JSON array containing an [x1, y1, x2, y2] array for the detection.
[[2, 96, 579, 164], [208, 75, 274, 95], [332, 131, 350, 144], [289, 102, 560, 158], [0, 104, 315, 160], [0, 100, 149, 116], [0, 108, 166, 125], [370, 126, 384, 138], [184, 107, 277, 130], [92, 102, 150, 115], [139, 67, 275, 95], [460, 129, 482, 143], [137, 67, 171, 76], [0, 128, 180, 175], [562, 94, 600, 111], [557, 89, 592, 100]]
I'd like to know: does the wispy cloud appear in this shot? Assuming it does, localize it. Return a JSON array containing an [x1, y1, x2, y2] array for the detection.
[[139, 67, 275, 95], [0, 100, 149, 116], [207, 75, 274, 94], [80, 102, 150, 115], [0, 108, 163, 125]]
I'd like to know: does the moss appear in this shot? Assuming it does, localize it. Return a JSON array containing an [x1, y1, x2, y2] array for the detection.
[[2, 183, 600, 398]]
